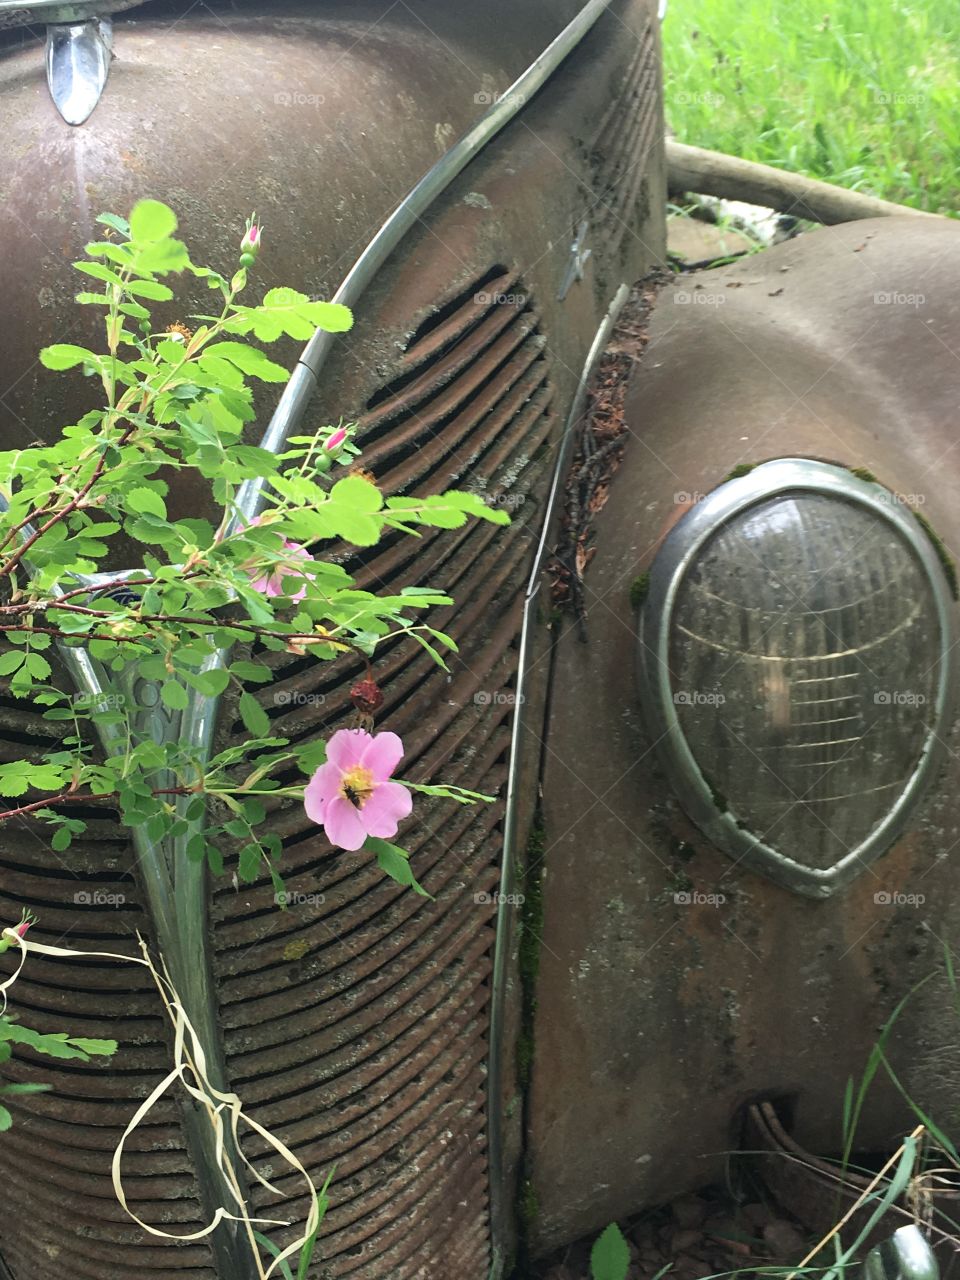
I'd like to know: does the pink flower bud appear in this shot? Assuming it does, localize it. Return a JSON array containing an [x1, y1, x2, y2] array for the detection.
[[240, 223, 262, 256], [324, 427, 347, 453]]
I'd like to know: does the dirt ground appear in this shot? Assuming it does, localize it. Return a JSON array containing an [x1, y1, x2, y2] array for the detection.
[[534, 1184, 815, 1280]]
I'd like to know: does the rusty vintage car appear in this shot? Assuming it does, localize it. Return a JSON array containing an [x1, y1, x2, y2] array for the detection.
[[3, 1, 960, 1278]]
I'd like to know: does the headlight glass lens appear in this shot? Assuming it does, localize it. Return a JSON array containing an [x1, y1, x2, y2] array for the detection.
[[669, 492, 941, 871]]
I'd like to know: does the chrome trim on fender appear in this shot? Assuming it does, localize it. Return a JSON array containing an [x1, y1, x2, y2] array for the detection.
[[486, 282, 631, 1280], [234, 0, 620, 527]]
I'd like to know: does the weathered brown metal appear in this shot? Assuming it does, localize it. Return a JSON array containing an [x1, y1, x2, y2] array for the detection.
[[530, 215, 960, 1254], [0, 0, 666, 1275]]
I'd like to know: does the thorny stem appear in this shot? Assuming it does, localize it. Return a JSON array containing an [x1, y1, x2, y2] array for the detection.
[[0, 603, 374, 668], [0, 279, 240, 583], [0, 624, 148, 643], [0, 785, 199, 824], [0, 423, 138, 581]]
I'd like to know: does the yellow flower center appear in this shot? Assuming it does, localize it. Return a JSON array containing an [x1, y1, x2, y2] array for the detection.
[[340, 764, 375, 809]]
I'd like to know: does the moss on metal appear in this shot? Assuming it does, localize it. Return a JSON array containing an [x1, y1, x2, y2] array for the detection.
[[518, 1178, 539, 1228], [630, 571, 650, 609], [914, 510, 959, 600], [839, 465, 958, 598], [724, 462, 757, 481], [512, 815, 547, 1273], [516, 818, 545, 1091]]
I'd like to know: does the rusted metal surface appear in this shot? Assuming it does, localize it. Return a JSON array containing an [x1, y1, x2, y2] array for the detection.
[[530, 216, 960, 1254], [0, 0, 667, 1274]]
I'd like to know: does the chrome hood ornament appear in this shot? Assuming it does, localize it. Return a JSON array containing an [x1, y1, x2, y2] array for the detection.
[[0, 1, 144, 124], [45, 16, 112, 124]]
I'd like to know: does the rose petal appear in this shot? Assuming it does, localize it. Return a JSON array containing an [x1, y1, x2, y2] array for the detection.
[[303, 761, 343, 824], [326, 729, 370, 771], [359, 731, 404, 781], [361, 781, 413, 838], [324, 796, 368, 851], [282, 540, 311, 559], [250, 571, 283, 597]]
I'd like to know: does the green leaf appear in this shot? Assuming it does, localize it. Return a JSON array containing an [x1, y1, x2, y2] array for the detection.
[[132, 238, 190, 274], [68, 1037, 118, 1056], [296, 739, 328, 776], [0, 1021, 116, 1061], [84, 241, 131, 264], [406, 781, 494, 804], [297, 1175, 333, 1280], [24, 654, 51, 681], [125, 279, 174, 301], [230, 660, 273, 684], [226, 289, 353, 341], [239, 691, 270, 737], [591, 1224, 630, 1280], [238, 842, 262, 883], [96, 212, 130, 236], [51, 826, 73, 852], [0, 651, 25, 676], [366, 837, 431, 898], [0, 761, 65, 796], [0, 1104, 10, 1132], [253, 1232, 296, 1280], [39, 344, 100, 371], [129, 199, 177, 242], [330, 474, 383, 514], [161, 680, 188, 711], [203, 342, 290, 382], [186, 667, 230, 697], [387, 490, 511, 529], [74, 260, 124, 286]]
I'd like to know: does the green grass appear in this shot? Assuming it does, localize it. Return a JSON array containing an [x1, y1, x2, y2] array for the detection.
[[662, 0, 960, 213]]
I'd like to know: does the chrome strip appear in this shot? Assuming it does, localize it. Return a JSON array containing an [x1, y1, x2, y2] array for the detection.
[[637, 458, 957, 899], [486, 283, 631, 1280], [233, 0, 619, 527]]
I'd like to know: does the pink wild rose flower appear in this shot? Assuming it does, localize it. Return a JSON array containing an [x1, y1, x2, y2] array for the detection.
[[305, 729, 413, 851], [249, 538, 315, 601], [238, 515, 315, 601]]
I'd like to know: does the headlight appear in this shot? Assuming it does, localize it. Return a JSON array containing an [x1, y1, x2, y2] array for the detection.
[[638, 459, 956, 897]]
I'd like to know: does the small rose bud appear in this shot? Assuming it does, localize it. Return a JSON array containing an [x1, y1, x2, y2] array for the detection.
[[240, 222, 262, 258], [325, 426, 347, 453], [1, 911, 34, 950], [350, 677, 383, 716]]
